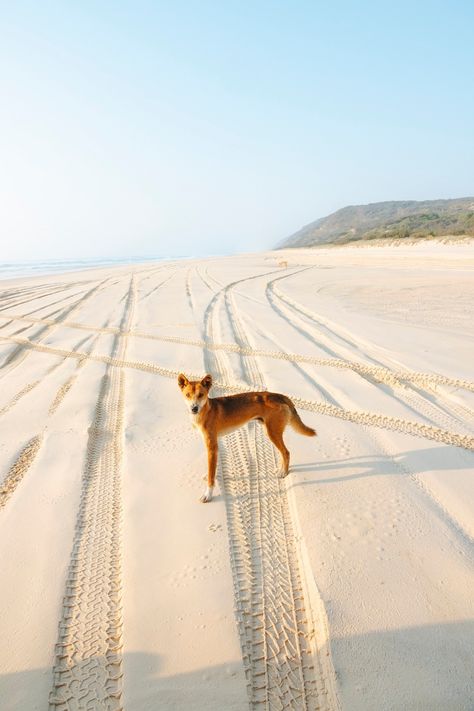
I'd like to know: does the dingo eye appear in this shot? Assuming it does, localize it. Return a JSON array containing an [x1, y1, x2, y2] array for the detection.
[[186, 393, 191, 398], [198, 394, 203, 399]]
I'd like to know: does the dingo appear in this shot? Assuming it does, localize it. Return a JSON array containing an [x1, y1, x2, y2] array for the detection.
[[178, 373, 317, 502]]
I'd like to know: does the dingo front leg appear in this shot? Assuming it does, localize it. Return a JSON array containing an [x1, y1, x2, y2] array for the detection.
[[201, 435, 217, 503]]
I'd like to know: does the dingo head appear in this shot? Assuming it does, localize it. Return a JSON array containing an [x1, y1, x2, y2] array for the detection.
[[178, 373, 212, 415]]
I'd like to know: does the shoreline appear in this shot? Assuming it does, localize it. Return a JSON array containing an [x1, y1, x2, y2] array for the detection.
[[0, 255, 193, 283]]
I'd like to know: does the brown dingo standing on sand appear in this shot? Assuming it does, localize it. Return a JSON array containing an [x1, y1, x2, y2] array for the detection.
[[178, 373, 317, 502]]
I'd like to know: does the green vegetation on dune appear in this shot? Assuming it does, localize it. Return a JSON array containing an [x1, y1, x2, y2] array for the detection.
[[279, 198, 474, 248]]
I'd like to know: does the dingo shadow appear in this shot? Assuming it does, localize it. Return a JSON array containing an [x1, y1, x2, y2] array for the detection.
[[289, 444, 473, 486], [0, 653, 247, 711], [2, 621, 473, 710]]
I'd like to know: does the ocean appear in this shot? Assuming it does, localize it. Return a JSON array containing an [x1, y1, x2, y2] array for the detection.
[[0, 256, 189, 281]]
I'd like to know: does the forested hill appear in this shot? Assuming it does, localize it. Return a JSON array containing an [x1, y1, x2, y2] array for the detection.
[[279, 198, 474, 247]]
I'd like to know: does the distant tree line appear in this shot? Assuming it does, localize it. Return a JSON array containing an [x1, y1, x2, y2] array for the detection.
[[336, 210, 474, 244], [280, 198, 474, 249]]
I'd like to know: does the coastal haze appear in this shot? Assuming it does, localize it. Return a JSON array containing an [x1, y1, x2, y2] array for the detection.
[[0, 246, 473, 709], [1, 2, 474, 261]]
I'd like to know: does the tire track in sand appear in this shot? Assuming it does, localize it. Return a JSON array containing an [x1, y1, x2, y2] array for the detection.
[[248, 273, 474, 546], [49, 274, 136, 710], [0, 277, 110, 379], [1, 308, 471, 394], [0, 277, 135, 516], [0, 326, 114, 513], [264, 275, 474, 457], [268, 273, 474, 423], [0, 332, 94, 420], [0, 275, 131, 420], [196, 270, 340, 710], [262, 273, 474, 542], [0, 435, 43, 510], [0, 281, 80, 314], [1, 332, 472, 451]]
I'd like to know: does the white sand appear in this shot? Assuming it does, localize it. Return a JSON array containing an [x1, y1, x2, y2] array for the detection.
[[0, 245, 473, 710]]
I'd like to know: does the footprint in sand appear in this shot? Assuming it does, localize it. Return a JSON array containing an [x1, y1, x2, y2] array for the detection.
[[208, 522, 222, 533]]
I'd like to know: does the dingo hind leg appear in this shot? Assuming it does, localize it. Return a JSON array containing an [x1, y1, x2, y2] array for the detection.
[[264, 414, 290, 477]]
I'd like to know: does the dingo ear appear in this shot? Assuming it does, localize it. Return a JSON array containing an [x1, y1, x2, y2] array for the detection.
[[178, 373, 188, 390], [201, 374, 212, 390]]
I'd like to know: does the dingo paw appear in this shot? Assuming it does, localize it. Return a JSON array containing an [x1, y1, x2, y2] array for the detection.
[[200, 486, 214, 503]]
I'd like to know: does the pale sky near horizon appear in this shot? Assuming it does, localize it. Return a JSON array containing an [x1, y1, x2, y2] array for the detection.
[[1, 1, 473, 261]]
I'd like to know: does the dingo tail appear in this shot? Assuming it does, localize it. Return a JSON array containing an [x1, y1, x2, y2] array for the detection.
[[288, 402, 317, 437]]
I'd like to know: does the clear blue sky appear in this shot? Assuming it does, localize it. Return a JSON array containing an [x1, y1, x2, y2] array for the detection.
[[1, 1, 473, 260]]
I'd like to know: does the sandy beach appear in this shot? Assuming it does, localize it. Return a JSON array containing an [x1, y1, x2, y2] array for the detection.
[[0, 244, 473, 711]]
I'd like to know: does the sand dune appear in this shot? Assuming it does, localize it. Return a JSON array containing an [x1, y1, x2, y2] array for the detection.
[[0, 246, 473, 710]]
